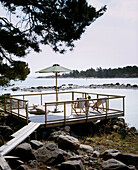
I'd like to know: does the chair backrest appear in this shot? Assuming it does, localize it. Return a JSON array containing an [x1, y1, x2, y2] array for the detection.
[[76, 98, 85, 108], [101, 99, 106, 104], [97, 99, 106, 106]]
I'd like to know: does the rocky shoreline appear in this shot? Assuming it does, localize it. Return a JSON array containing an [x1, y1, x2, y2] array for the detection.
[[1, 117, 138, 170], [9, 82, 138, 93]]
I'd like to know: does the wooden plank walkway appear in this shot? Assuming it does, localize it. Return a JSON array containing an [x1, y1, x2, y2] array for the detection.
[[0, 156, 12, 170], [0, 122, 40, 156]]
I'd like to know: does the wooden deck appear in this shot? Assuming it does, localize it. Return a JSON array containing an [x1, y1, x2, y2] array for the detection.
[[3, 91, 125, 128], [0, 91, 125, 169]]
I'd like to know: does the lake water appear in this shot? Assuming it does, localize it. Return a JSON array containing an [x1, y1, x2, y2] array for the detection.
[[0, 77, 138, 129]]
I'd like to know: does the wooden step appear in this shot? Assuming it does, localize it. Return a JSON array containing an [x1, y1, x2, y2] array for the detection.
[[0, 156, 12, 170]]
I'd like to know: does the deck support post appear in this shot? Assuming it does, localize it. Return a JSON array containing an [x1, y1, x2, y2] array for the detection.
[[28, 136, 30, 143], [34, 131, 37, 140], [26, 102, 28, 124]]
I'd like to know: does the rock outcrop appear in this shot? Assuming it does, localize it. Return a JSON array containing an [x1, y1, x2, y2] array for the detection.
[[14, 143, 36, 162], [59, 160, 84, 170], [34, 143, 65, 165], [58, 135, 80, 150], [102, 158, 131, 170], [30, 140, 43, 150], [79, 144, 94, 153]]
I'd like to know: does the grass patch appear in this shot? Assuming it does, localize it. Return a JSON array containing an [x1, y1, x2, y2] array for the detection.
[[83, 132, 138, 154]]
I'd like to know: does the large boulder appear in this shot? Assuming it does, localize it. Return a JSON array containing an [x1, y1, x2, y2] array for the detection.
[[101, 149, 121, 160], [0, 125, 13, 139], [115, 153, 138, 169], [59, 160, 84, 170], [15, 143, 36, 162], [58, 135, 80, 150], [34, 143, 65, 165], [102, 158, 130, 170], [30, 140, 43, 150], [101, 149, 138, 168], [50, 131, 69, 140], [79, 144, 94, 153]]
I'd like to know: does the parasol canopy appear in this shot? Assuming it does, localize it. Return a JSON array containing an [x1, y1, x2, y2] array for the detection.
[[36, 64, 72, 111], [36, 64, 72, 74]]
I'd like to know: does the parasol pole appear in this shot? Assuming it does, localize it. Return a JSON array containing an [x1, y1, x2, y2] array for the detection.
[[55, 72, 58, 112], [55, 72, 58, 102]]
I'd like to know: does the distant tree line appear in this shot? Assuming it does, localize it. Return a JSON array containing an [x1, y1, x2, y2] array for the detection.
[[62, 66, 138, 78]]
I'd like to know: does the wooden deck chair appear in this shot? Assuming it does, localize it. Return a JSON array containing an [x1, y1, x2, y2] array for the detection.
[[72, 98, 86, 115], [91, 99, 106, 113]]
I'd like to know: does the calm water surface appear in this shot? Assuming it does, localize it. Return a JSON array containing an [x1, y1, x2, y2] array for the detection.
[[0, 77, 138, 129]]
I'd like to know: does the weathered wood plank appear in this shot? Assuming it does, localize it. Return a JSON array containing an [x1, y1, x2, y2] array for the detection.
[[0, 122, 40, 156], [11, 122, 38, 138], [0, 156, 12, 170], [4, 156, 19, 159], [40, 113, 124, 128]]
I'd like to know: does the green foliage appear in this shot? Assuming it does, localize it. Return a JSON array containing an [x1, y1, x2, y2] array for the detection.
[[0, 93, 10, 103], [0, 0, 107, 86], [63, 65, 138, 78]]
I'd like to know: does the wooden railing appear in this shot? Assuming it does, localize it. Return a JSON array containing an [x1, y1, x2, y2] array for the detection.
[[9, 91, 125, 125], [43, 96, 125, 126], [11, 91, 125, 106], [4, 97, 29, 124]]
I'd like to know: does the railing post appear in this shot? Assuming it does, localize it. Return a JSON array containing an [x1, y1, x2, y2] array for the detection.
[[26, 102, 28, 124], [105, 99, 108, 119], [123, 97, 125, 116], [72, 92, 74, 101], [41, 94, 42, 105], [107, 96, 109, 112], [45, 104, 47, 126], [64, 102, 66, 125], [85, 100, 88, 122], [23, 95, 25, 108], [85, 93, 87, 99]]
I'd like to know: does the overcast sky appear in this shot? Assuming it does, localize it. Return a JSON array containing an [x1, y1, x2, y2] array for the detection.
[[1, 0, 138, 76]]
